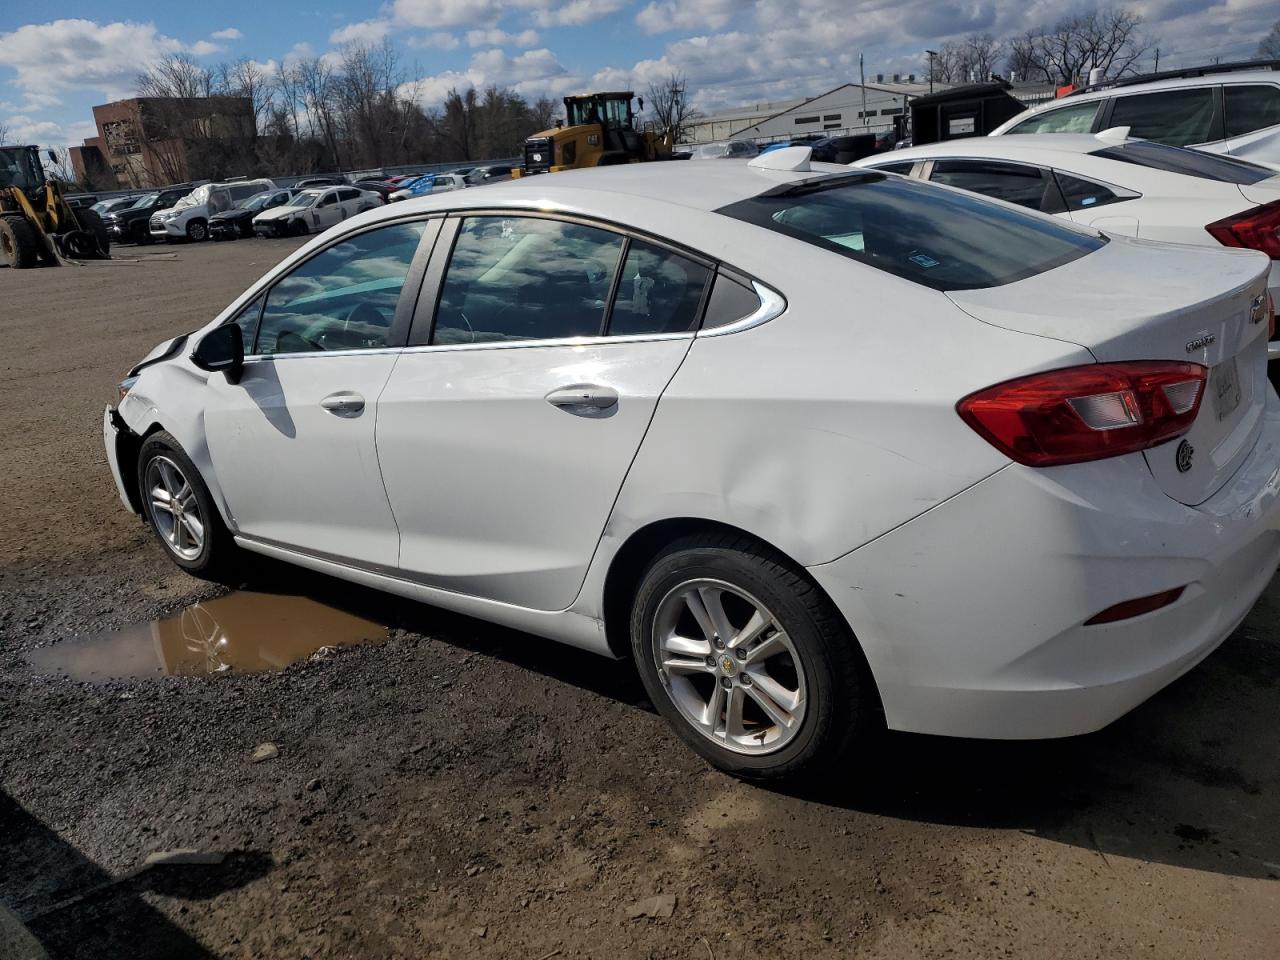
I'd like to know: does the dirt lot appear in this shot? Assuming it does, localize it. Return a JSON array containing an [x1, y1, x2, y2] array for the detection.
[[1, 239, 1278, 959]]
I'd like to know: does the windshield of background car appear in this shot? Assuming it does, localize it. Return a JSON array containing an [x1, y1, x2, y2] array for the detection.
[[716, 173, 1106, 292], [1090, 140, 1274, 184], [131, 193, 159, 208], [693, 143, 731, 158], [241, 191, 273, 211], [295, 190, 325, 208]]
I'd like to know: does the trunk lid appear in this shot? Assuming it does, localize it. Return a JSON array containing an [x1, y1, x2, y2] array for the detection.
[[948, 236, 1272, 505]]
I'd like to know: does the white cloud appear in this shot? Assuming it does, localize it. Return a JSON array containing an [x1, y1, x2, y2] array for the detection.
[[0, 19, 197, 103], [391, 0, 509, 29], [406, 44, 575, 106], [530, 0, 627, 28], [635, 0, 734, 34], [3, 113, 68, 145], [330, 19, 393, 46], [466, 28, 540, 48], [409, 32, 462, 50], [211, 28, 243, 41], [187, 40, 225, 56]]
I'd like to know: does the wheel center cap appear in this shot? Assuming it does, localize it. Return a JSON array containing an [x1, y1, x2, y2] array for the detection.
[[719, 655, 736, 676]]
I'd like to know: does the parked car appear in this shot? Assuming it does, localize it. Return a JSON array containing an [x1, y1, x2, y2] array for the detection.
[[465, 166, 505, 184], [151, 179, 276, 242], [389, 174, 467, 202], [104, 148, 1279, 779], [991, 61, 1280, 170], [854, 132, 1280, 372], [102, 187, 193, 245], [688, 141, 761, 160], [209, 188, 304, 241], [293, 176, 347, 188], [252, 185, 382, 237], [92, 196, 141, 216], [350, 178, 396, 201]]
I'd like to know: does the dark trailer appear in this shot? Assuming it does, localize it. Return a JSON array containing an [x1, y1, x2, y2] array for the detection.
[[909, 81, 1028, 146]]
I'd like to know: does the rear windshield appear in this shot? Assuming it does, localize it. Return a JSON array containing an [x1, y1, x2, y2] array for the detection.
[[1091, 140, 1274, 184], [717, 173, 1105, 292]]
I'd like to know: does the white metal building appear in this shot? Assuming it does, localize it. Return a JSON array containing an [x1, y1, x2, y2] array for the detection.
[[687, 77, 951, 144]]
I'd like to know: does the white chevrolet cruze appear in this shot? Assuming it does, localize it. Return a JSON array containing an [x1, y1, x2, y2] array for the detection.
[[104, 149, 1280, 779]]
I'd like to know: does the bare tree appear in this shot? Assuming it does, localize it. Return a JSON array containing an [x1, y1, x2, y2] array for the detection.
[[294, 56, 341, 169], [43, 146, 77, 184], [1260, 19, 1280, 59], [929, 34, 1004, 83], [0, 119, 9, 145], [530, 96, 559, 131], [646, 73, 701, 143], [1006, 7, 1152, 86]]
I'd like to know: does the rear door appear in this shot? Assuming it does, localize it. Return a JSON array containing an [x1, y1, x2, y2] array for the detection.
[[376, 213, 712, 610], [310, 190, 342, 231]]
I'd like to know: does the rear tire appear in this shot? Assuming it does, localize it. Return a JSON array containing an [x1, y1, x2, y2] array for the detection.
[[630, 533, 877, 781], [0, 214, 39, 269], [76, 208, 111, 258], [137, 431, 239, 581]]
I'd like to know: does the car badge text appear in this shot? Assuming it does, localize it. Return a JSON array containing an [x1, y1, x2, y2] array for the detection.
[[1185, 333, 1215, 353]]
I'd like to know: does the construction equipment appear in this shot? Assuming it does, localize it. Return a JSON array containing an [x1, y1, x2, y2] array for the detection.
[[513, 92, 673, 177], [0, 144, 110, 268]]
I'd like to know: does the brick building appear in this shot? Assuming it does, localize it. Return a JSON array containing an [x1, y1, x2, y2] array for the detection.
[[69, 96, 254, 189]]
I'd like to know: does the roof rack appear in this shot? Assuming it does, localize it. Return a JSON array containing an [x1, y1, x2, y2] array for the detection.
[[1064, 58, 1280, 97]]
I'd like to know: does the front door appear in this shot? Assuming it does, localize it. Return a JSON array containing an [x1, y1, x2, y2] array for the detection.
[[376, 214, 714, 610], [203, 219, 433, 566], [310, 190, 343, 232]]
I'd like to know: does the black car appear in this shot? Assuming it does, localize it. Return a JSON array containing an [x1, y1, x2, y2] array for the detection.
[[103, 187, 192, 245], [350, 178, 395, 200], [208, 188, 301, 240]]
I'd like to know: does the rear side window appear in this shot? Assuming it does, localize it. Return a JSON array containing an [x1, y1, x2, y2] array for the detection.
[[1053, 173, 1124, 212], [607, 239, 710, 337], [716, 173, 1105, 292], [930, 160, 1062, 213], [1090, 141, 1272, 184], [1008, 100, 1101, 134], [432, 217, 623, 344], [872, 160, 915, 175], [1224, 85, 1280, 138], [1108, 88, 1216, 146], [702, 272, 763, 329]]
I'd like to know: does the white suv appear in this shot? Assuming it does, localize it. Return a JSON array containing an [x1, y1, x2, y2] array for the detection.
[[992, 63, 1280, 170], [150, 179, 276, 242]]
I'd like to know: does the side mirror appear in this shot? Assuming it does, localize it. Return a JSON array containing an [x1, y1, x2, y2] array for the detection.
[[47, 149, 58, 165], [191, 323, 244, 384], [637, 96, 644, 112]]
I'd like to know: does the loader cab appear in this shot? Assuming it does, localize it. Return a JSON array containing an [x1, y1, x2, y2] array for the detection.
[[0, 145, 48, 200], [564, 93, 635, 131]]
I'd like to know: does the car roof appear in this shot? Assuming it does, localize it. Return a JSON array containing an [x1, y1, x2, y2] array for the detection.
[[868, 134, 1112, 163], [417, 159, 851, 214]]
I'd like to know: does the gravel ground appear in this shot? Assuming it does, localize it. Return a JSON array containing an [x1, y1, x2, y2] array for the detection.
[[1, 238, 1278, 959]]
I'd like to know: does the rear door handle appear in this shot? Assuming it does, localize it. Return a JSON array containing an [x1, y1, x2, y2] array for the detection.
[[320, 391, 365, 416], [545, 384, 619, 411]]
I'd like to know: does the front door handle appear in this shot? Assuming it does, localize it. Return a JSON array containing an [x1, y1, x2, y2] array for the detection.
[[320, 391, 365, 416], [545, 384, 619, 412]]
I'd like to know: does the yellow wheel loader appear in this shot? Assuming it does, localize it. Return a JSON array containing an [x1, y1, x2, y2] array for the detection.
[[0, 144, 110, 268], [513, 92, 674, 177]]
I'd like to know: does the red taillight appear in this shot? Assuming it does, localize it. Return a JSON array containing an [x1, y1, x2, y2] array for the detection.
[[957, 361, 1207, 467], [1084, 586, 1185, 625], [1206, 200, 1280, 259]]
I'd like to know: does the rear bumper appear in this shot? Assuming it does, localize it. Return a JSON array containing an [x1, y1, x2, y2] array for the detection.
[[809, 396, 1280, 740]]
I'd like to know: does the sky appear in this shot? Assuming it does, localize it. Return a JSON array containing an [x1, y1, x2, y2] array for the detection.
[[1, 0, 1277, 150]]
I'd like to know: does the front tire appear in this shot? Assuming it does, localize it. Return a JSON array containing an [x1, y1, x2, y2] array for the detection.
[[0, 214, 39, 268], [630, 533, 876, 780], [137, 431, 238, 580], [185, 219, 208, 242]]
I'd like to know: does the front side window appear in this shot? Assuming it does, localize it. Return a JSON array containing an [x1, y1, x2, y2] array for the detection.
[[1224, 84, 1280, 139], [1007, 100, 1101, 135], [608, 240, 711, 336], [226, 294, 265, 355], [1109, 88, 1216, 146], [254, 222, 427, 354], [717, 173, 1105, 292], [433, 217, 624, 345], [930, 160, 1060, 213]]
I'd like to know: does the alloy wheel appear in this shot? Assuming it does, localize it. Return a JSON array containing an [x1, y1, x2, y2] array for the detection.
[[145, 455, 206, 561], [651, 578, 808, 755]]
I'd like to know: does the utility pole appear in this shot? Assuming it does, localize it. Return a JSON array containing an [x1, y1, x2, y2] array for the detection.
[[859, 53, 868, 127], [926, 49, 938, 93], [1154, 47, 1160, 72]]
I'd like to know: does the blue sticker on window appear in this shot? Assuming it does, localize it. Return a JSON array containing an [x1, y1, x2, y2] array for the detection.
[[909, 254, 940, 268], [1081, 196, 1097, 205]]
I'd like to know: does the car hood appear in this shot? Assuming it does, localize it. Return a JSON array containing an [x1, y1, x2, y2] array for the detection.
[[107, 206, 153, 223], [211, 208, 254, 221], [254, 205, 309, 221]]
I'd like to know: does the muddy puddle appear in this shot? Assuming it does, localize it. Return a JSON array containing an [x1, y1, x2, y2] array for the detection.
[[27, 592, 388, 681]]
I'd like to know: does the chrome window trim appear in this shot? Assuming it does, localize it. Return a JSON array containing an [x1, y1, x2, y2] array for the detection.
[[697, 282, 786, 338]]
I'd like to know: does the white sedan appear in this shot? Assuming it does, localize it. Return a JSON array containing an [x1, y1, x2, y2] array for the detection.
[[103, 149, 1280, 779], [253, 186, 382, 237], [854, 132, 1280, 351]]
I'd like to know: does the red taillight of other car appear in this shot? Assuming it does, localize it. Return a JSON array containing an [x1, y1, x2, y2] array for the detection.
[[1206, 200, 1280, 259], [957, 361, 1207, 467]]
